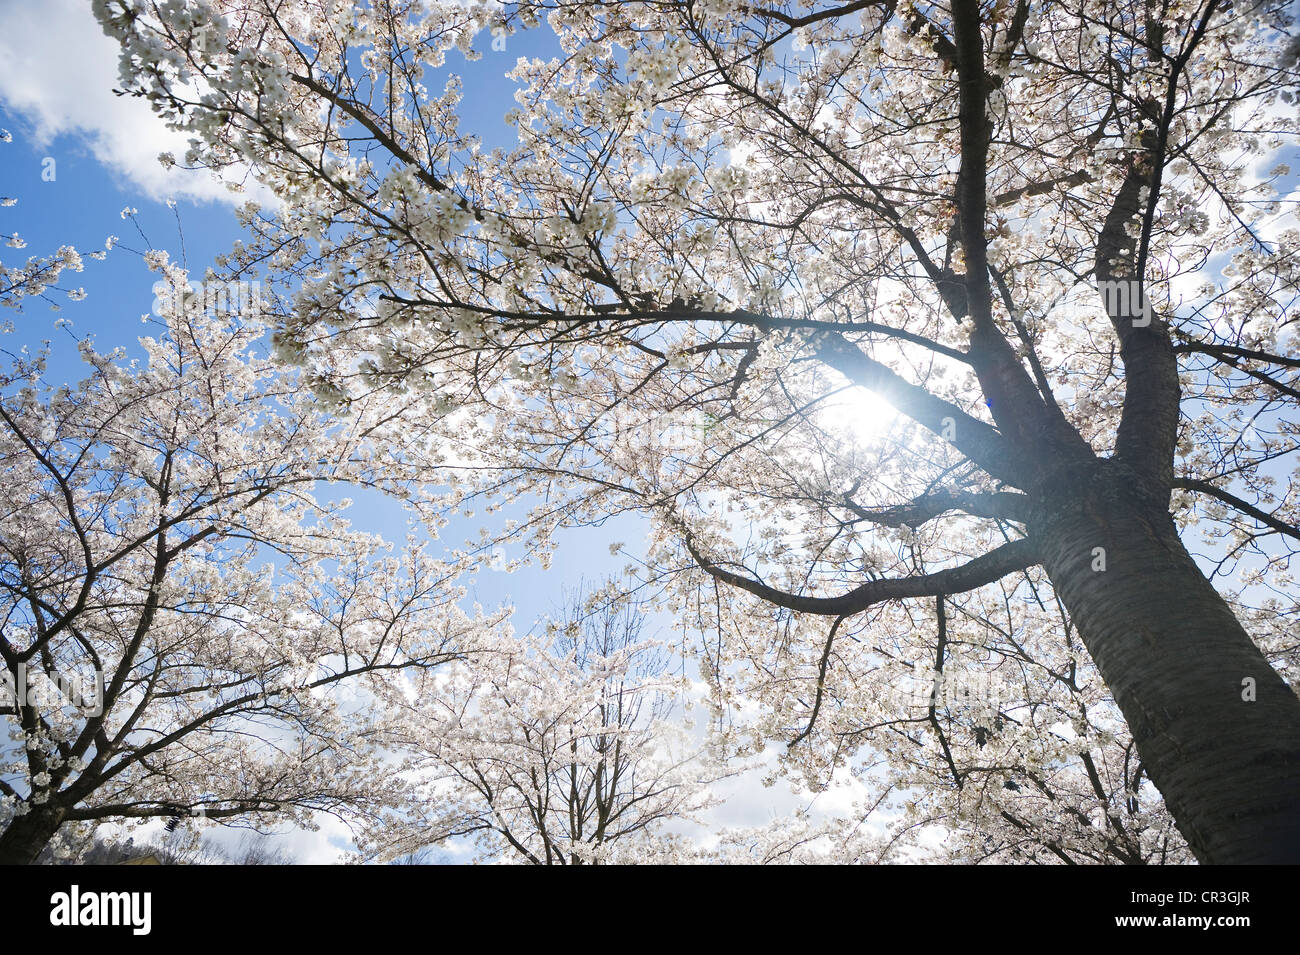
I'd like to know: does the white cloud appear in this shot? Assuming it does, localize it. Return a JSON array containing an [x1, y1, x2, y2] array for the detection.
[[0, 0, 243, 204]]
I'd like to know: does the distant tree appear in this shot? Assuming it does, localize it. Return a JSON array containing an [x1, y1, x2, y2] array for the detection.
[[51, 829, 295, 865], [387, 846, 435, 865], [360, 587, 723, 864], [217, 831, 296, 865]]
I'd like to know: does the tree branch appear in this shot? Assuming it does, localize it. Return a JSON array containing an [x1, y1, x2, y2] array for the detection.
[[1173, 477, 1300, 542], [844, 487, 1031, 528], [683, 534, 1039, 617]]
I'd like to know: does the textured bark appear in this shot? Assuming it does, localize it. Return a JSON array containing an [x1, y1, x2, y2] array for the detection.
[[1030, 464, 1300, 864], [0, 804, 65, 865]]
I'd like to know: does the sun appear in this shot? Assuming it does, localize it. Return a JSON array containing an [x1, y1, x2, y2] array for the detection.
[[815, 384, 900, 445]]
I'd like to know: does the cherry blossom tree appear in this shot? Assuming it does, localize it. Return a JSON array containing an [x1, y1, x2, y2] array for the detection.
[[359, 585, 723, 864], [96, 0, 1300, 862], [0, 267, 505, 864]]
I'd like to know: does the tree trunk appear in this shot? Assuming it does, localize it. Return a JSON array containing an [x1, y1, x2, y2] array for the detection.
[[1031, 467, 1300, 863], [0, 804, 66, 865]]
